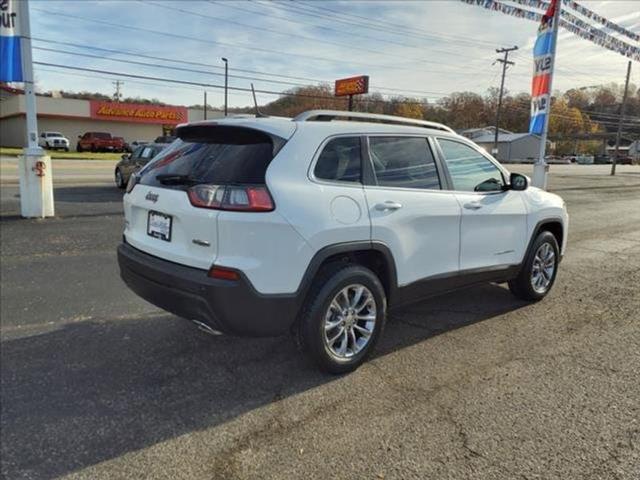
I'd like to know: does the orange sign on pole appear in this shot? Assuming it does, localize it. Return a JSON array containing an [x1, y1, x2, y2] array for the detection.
[[334, 75, 369, 97]]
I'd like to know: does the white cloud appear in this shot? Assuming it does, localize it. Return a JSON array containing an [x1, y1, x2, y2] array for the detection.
[[27, 0, 639, 108]]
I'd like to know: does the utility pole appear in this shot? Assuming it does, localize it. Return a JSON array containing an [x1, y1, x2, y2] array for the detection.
[[204, 91, 207, 120], [221, 57, 228, 116], [112, 80, 123, 102], [493, 46, 518, 158], [611, 60, 632, 176]]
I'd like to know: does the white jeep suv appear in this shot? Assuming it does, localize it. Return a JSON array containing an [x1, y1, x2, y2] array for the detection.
[[118, 110, 568, 373]]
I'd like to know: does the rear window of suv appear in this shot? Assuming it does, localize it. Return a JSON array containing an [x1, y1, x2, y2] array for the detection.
[[138, 126, 280, 188]]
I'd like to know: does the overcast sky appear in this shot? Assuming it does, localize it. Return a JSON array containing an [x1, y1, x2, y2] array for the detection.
[[29, 0, 640, 108]]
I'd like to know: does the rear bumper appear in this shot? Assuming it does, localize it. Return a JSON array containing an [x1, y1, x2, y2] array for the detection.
[[117, 243, 300, 337]]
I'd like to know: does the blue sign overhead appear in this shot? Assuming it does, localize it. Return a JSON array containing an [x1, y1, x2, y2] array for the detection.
[[0, 0, 23, 82]]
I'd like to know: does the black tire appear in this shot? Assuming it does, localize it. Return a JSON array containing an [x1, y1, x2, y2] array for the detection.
[[296, 264, 387, 374], [90, 144, 97, 153], [64, 147, 69, 152], [115, 168, 126, 189], [509, 231, 560, 301], [76, 144, 82, 153]]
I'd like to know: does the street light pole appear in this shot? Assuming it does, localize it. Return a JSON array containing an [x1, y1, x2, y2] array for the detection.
[[221, 57, 228, 116], [493, 46, 518, 158]]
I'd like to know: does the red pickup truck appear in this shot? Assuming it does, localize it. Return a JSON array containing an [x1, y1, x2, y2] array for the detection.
[[76, 132, 126, 153]]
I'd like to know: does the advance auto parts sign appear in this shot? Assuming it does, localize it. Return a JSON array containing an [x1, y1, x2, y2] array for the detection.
[[89, 101, 188, 125]]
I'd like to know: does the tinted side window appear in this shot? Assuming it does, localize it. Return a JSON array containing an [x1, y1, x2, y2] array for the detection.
[[369, 137, 440, 189], [131, 146, 144, 159], [314, 137, 361, 183], [140, 147, 155, 159], [438, 139, 504, 192]]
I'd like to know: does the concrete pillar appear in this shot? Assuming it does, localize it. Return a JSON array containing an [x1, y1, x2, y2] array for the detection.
[[18, 153, 55, 218]]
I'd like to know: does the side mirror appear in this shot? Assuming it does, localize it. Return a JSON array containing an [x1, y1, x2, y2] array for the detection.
[[509, 173, 529, 191], [121, 153, 131, 160], [78, 135, 82, 139]]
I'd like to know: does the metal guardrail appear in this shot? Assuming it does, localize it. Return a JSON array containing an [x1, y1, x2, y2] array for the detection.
[[293, 110, 455, 133]]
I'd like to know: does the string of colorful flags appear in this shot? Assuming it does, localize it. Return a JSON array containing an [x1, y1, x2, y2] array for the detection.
[[558, 16, 639, 62], [459, 0, 640, 62], [509, 0, 639, 43], [562, 0, 640, 43]]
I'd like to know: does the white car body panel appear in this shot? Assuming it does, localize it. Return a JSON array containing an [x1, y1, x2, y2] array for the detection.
[[266, 129, 372, 249], [365, 186, 461, 285], [454, 190, 528, 270], [215, 210, 314, 294], [123, 184, 219, 270], [522, 187, 569, 255]]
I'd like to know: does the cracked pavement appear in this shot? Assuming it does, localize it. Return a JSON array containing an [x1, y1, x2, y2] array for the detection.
[[1, 161, 639, 479]]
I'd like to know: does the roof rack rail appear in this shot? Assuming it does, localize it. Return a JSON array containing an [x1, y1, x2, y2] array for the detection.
[[292, 109, 455, 133]]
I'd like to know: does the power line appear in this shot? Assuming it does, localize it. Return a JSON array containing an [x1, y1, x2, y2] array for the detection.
[[32, 7, 493, 79], [33, 46, 313, 89], [31, 39, 477, 99], [31, 62, 449, 107], [207, 0, 496, 63], [254, 0, 500, 50], [32, 37, 327, 84], [33, 66, 257, 102], [143, 0, 490, 69]]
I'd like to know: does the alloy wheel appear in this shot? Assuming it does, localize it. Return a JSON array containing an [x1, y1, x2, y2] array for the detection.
[[323, 284, 377, 360], [531, 242, 556, 293]]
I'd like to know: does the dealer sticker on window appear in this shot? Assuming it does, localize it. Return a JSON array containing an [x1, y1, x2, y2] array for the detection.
[[147, 211, 172, 242]]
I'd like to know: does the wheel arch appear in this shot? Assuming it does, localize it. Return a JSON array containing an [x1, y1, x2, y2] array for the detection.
[[296, 241, 398, 307], [522, 218, 564, 268], [532, 218, 564, 252]]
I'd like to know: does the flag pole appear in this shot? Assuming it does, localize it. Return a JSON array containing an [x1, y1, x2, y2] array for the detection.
[[532, 0, 561, 190], [17, 0, 54, 217], [20, 0, 41, 155]]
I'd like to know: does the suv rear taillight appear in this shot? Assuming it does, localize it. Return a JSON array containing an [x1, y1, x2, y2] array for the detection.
[[187, 185, 274, 212]]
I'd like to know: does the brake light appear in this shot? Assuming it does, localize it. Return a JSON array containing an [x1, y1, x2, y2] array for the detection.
[[188, 185, 274, 212], [208, 266, 240, 281]]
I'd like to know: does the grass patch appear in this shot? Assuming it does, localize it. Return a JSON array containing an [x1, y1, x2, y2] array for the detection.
[[0, 147, 122, 160]]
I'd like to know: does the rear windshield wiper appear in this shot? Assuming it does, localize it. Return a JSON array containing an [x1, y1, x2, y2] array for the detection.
[[155, 174, 199, 186]]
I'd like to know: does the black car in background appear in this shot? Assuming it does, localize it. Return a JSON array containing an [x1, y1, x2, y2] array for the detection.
[[114, 143, 167, 188], [154, 135, 176, 144]]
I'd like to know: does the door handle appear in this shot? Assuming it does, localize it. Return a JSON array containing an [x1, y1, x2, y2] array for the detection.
[[463, 202, 482, 210], [375, 201, 403, 211]]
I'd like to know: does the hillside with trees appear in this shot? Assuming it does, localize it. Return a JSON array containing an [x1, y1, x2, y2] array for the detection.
[[251, 82, 639, 154], [27, 81, 640, 155]]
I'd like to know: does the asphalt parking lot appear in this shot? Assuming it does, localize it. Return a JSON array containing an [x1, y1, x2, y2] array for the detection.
[[1, 157, 639, 479]]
